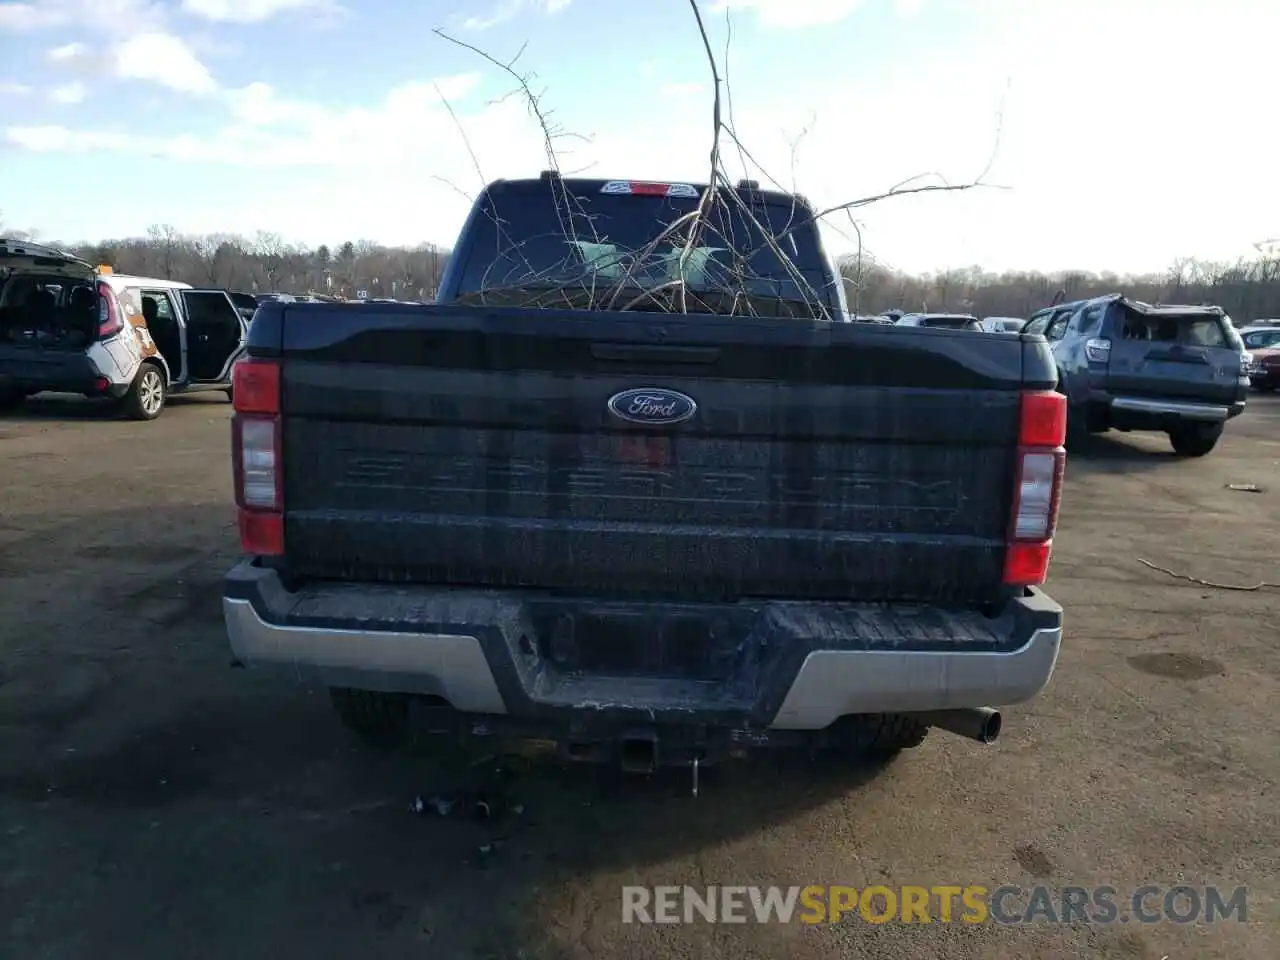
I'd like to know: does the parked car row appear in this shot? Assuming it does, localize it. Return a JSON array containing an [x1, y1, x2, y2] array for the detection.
[[848, 312, 1025, 332], [844, 296, 1266, 457]]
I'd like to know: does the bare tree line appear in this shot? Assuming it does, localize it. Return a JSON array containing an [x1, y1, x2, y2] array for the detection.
[[840, 250, 1280, 322], [2, 212, 449, 302], [6, 210, 1280, 321], [5, 0, 1278, 322], [6, 0, 1273, 321]]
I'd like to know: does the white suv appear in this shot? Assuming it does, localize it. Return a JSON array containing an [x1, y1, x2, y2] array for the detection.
[[0, 238, 247, 419]]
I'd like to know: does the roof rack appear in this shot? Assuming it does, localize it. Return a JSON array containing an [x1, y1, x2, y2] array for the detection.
[[737, 179, 760, 190]]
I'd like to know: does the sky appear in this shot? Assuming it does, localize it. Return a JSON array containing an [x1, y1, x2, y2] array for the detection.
[[0, 0, 1276, 275]]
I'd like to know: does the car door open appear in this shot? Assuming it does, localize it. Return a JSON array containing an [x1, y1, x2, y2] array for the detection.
[[181, 290, 243, 382]]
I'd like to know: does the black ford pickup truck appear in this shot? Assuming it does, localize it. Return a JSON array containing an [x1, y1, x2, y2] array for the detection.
[[223, 175, 1066, 772]]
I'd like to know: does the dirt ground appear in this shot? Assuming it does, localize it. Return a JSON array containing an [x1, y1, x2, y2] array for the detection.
[[0, 392, 1276, 960]]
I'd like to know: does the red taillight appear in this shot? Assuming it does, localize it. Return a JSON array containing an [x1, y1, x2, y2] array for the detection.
[[1019, 390, 1067, 447], [231, 358, 283, 556], [238, 509, 284, 557], [96, 280, 123, 339], [1005, 390, 1067, 587], [1004, 542, 1053, 587], [629, 181, 673, 196], [232, 357, 280, 415]]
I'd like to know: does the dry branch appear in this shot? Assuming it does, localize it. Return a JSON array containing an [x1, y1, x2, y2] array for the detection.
[[1138, 559, 1280, 593]]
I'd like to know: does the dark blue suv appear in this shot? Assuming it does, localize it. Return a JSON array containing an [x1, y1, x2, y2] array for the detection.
[[1025, 294, 1249, 457]]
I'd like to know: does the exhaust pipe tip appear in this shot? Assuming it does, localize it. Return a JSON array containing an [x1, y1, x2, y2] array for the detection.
[[915, 707, 1002, 744], [977, 708, 1002, 744]]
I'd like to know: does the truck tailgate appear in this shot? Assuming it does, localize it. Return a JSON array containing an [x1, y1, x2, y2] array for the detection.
[[269, 306, 1040, 605]]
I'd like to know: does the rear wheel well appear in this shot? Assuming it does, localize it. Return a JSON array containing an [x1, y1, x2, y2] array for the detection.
[[144, 354, 173, 385]]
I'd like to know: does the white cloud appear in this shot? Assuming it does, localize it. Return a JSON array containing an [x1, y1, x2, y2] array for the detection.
[[48, 41, 87, 61], [0, 2, 68, 30], [4, 1, 217, 95], [179, 0, 343, 24], [0, 0, 167, 33], [0, 80, 33, 95], [459, 0, 572, 31], [113, 32, 218, 94], [49, 81, 87, 104], [5, 73, 502, 171], [709, 0, 867, 29]]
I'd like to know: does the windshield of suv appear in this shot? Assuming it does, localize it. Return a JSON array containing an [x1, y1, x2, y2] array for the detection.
[[453, 183, 835, 315]]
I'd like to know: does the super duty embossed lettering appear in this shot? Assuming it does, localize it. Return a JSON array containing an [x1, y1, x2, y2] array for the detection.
[[336, 452, 964, 510]]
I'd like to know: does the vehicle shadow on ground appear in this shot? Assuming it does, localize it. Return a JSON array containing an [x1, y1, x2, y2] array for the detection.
[[0, 499, 901, 958], [1064, 431, 1178, 473], [4, 393, 229, 422], [0, 683, 901, 959]]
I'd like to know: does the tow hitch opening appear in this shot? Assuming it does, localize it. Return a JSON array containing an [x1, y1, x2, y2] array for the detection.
[[620, 731, 658, 773]]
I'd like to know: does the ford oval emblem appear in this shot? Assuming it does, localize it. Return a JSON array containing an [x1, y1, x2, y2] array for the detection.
[[607, 387, 697, 426]]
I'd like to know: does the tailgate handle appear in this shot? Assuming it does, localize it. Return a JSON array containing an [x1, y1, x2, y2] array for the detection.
[[590, 343, 721, 364]]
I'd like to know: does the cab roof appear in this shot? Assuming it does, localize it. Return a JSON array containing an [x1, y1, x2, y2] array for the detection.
[[487, 174, 809, 208]]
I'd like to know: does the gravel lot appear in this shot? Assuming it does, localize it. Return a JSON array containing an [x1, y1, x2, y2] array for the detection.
[[1, 392, 1276, 960]]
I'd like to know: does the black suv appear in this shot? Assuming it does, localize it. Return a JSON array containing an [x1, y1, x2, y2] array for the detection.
[[1026, 294, 1248, 457]]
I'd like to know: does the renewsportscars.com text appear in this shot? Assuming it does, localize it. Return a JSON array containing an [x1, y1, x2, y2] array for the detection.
[[621, 885, 1248, 925]]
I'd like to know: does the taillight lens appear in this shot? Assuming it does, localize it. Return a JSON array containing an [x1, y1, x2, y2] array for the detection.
[[1005, 391, 1067, 587], [1009, 450, 1066, 542], [231, 358, 283, 556], [1084, 338, 1111, 364], [96, 281, 124, 339], [235, 418, 280, 509], [231, 357, 280, 415], [1018, 390, 1068, 447]]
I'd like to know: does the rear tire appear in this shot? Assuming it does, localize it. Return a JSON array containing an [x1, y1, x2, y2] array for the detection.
[[1168, 422, 1222, 457], [864, 713, 930, 753], [330, 687, 410, 746], [827, 713, 930, 757], [123, 363, 166, 420]]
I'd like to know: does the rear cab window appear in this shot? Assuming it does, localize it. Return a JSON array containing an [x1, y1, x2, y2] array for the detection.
[[450, 180, 838, 318]]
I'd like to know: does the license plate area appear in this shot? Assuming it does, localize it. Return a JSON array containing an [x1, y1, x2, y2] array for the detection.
[[526, 601, 749, 682]]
